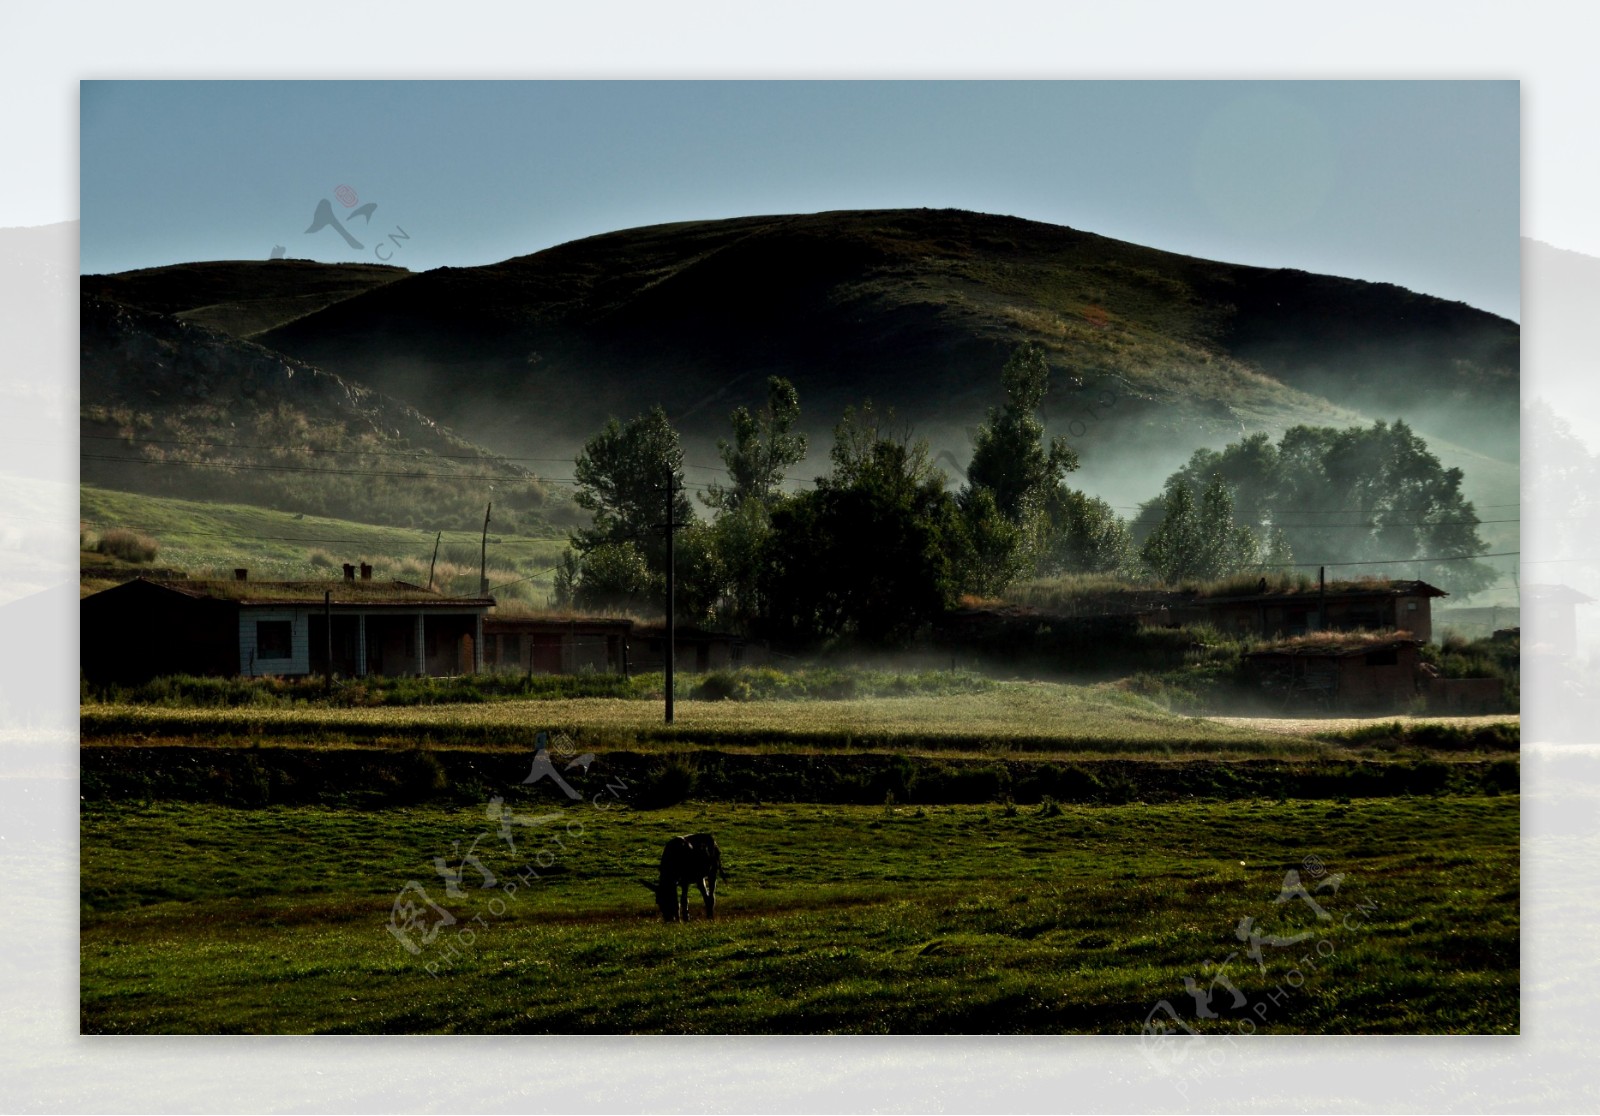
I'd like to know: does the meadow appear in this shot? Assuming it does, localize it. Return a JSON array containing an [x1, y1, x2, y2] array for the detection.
[[78, 671, 1520, 1035], [78, 795, 1519, 1034], [79, 485, 569, 607], [78, 681, 1349, 755]]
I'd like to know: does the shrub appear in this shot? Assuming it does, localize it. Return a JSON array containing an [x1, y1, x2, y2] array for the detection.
[[693, 671, 752, 702], [388, 748, 449, 803], [95, 528, 159, 563], [1485, 757, 1519, 794], [637, 757, 698, 809]]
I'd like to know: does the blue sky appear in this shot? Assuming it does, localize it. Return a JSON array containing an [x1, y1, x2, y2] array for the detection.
[[80, 80, 1520, 320]]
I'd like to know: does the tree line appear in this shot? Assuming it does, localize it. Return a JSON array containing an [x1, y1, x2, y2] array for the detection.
[[555, 344, 1493, 646]]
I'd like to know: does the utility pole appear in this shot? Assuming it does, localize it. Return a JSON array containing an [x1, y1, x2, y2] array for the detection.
[[323, 590, 333, 692], [480, 503, 492, 596], [665, 471, 677, 725], [1318, 565, 1326, 632], [427, 531, 441, 592]]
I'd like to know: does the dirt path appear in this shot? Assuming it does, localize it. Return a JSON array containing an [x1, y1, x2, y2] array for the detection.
[[1205, 714, 1520, 737]]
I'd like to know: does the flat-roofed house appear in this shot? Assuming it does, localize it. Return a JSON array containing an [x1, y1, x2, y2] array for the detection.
[[1186, 579, 1447, 641], [481, 616, 634, 675], [80, 571, 494, 684], [1243, 632, 1426, 713], [628, 624, 764, 674]]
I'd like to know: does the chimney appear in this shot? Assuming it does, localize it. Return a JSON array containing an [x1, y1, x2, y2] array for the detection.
[[360, 562, 373, 581], [234, 568, 248, 581], [343, 563, 356, 582]]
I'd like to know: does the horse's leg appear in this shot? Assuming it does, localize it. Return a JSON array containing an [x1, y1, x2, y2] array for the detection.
[[678, 881, 690, 921], [696, 877, 714, 920]]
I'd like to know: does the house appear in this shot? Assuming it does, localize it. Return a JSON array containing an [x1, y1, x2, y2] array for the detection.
[[80, 569, 494, 684], [482, 616, 634, 675], [627, 623, 764, 674], [1178, 579, 1447, 641], [1243, 633, 1426, 713], [1433, 604, 1520, 643]]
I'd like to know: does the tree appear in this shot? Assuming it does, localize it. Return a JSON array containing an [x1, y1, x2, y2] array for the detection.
[[701, 378, 808, 632], [960, 343, 1080, 590], [759, 403, 963, 647], [702, 377, 808, 514], [965, 342, 1079, 527], [552, 548, 580, 609], [1139, 480, 1201, 583], [572, 541, 654, 613], [1139, 475, 1259, 583], [1041, 486, 1135, 576], [571, 406, 690, 574], [954, 486, 1028, 597], [1136, 420, 1493, 594]]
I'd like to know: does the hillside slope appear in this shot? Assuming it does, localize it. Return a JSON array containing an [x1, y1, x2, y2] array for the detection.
[[80, 294, 558, 533], [235, 208, 1518, 464], [81, 258, 407, 338]]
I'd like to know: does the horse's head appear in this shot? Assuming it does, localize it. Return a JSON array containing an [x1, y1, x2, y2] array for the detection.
[[639, 878, 676, 921]]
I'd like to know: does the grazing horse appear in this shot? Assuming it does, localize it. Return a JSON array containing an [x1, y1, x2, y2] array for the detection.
[[643, 833, 721, 922]]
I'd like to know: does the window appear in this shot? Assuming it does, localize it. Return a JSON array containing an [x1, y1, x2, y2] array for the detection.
[[257, 620, 292, 660], [1364, 649, 1398, 667]]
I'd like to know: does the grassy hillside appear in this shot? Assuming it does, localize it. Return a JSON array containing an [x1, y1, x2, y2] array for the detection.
[[79, 486, 569, 608], [80, 295, 568, 533], [81, 258, 408, 337], [234, 208, 1517, 461]]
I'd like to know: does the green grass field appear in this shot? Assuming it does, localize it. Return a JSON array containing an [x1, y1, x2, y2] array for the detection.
[[79, 795, 1518, 1034], [79, 485, 569, 604], [80, 682, 1331, 755]]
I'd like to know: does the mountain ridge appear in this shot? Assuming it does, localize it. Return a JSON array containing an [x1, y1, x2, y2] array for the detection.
[[81, 208, 1519, 502]]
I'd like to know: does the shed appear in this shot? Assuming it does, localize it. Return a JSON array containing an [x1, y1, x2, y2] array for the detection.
[[1186, 579, 1447, 641], [1243, 632, 1425, 713], [628, 624, 764, 674], [482, 616, 634, 675]]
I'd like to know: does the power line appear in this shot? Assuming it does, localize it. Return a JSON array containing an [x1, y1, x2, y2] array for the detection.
[[1107, 501, 1520, 514], [1264, 518, 1519, 528], [1257, 550, 1519, 569]]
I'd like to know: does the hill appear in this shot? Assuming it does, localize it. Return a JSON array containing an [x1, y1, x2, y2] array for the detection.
[[78, 486, 568, 608], [79, 210, 1520, 563], [223, 208, 1517, 469], [79, 293, 563, 534], [80, 258, 408, 338]]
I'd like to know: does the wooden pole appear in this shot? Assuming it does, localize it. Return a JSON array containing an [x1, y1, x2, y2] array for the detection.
[[480, 504, 492, 596], [427, 531, 441, 591], [665, 473, 676, 725], [323, 590, 333, 692], [1318, 565, 1326, 632]]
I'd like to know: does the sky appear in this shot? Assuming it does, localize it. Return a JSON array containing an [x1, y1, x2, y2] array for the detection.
[[79, 80, 1521, 321]]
